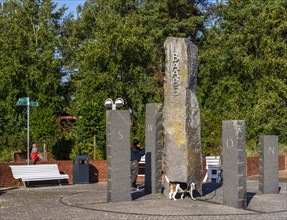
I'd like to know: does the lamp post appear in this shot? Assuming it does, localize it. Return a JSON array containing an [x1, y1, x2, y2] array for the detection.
[[104, 98, 130, 202], [104, 98, 124, 110], [102, 98, 124, 160]]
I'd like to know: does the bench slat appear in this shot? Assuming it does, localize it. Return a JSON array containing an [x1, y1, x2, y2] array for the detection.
[[21, 175, 69, 182], [9, 164, 69, 186]]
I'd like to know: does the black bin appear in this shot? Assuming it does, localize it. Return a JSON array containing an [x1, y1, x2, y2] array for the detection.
[[73, 156, 89, 184]]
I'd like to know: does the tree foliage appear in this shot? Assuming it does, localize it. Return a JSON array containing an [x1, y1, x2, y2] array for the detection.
[[199, 0, 287, 155], [1, 0, 285, 161], [61, 0, 206, 159], [0, 0, 68, 159]]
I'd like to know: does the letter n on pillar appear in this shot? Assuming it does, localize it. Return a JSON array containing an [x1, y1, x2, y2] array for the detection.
[[106, 110, 131, 202], [222, 120, 247, 209], [259, 135, 279, 194]]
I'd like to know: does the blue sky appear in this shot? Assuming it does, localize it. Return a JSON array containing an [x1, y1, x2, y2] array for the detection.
[[53, 0, 86, 15]]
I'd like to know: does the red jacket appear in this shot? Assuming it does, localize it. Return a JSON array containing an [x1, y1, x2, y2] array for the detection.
[[31, 147, 39, 162]]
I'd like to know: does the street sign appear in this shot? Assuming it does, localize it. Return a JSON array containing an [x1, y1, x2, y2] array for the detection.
[[17, 98, 38, 107], [30, 102, 39, 107], [17, 100, 28, 106], [18, 97, 28, 102], [17, 97, 29, 106]]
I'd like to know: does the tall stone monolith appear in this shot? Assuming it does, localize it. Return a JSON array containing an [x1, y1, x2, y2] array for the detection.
[[145, 103, 163, 194], [259, 135, 279, 194], [106, 110, 131, 202], [222, 120, 247, 209], [163, 37, 203, 195]]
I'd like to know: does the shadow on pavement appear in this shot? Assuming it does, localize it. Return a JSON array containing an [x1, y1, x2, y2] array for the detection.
[[131, 182, 225, 200], [246, 192, 256, 206], [131, 184, 147, 200], [131, 190, 147, 200], [201, 182, 257, 206], [201, 182, 222, 196], [0, 187, 18, 196]]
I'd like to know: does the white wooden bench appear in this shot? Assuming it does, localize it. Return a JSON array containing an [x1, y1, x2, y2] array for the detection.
[[138, 155, 145, 177], [203, 156, 222, 183], [9, 164, 69, 187]]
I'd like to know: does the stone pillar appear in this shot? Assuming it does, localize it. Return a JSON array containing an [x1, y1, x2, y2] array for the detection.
[[163, 37, 203, 195], [259, 135, 279, 194], [222, 120, 247, 209], [106, 110, 131, 202], [145, 103, 163, 194]]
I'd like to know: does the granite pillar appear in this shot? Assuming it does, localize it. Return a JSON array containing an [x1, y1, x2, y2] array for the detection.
[[106, 110, 131, 202], [259, 135, 279, 194], [163, 37, 203, 195], [145, 103, 163, 194], [222, 120, 247, 209]]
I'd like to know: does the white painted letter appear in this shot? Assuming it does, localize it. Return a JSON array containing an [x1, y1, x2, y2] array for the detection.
[[226, 139, 234, 149], [173, 53, 179, 62], [118, 131, 123, 139], [148, 124, 153, 132], [268, 146, 274, 155]]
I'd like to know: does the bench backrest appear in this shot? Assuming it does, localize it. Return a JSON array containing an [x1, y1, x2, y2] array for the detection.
[[205, 156, 220, 167], [9, 164, 62, 179], [139, 155, 145, 164]]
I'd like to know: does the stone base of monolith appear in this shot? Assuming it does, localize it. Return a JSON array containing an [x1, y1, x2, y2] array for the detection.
[[145, 103, 163, 194], [106, 110, 131, 202], [259, 135, 279, 194], [222, 120, 247, 209], [163, 37, 203, 196]]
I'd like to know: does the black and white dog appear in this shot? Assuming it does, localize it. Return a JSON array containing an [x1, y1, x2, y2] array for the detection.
[[165, 175, 196, 200]]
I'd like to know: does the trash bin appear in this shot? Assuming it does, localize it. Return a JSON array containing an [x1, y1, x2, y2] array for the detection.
[[73, 156, 89, 184]]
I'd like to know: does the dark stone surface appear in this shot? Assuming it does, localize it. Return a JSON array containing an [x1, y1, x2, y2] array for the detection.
[[106, 110, 131, 202], [145, 103, 163, 194], [259, 135, 279, 194], [163, 37, 203, 195], [222, 120, 247, 209]]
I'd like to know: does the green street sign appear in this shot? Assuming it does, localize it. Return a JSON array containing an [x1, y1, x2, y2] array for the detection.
[[17, 98, 38, 107], [17, 100, 28, 106], [18, 97, 28, 102], [30, 102, 39, 107]]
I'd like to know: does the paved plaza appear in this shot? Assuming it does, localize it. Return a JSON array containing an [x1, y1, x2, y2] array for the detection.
[[1, 178, 286, 220]]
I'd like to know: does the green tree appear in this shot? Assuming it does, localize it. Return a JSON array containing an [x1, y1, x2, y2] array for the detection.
[[62, 0, 207, 159], [0, 0, 68, 159], [199, 0, 287, 155]]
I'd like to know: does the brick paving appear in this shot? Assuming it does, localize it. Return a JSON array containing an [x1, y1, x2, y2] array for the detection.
[[1, 179, 286, 220]]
